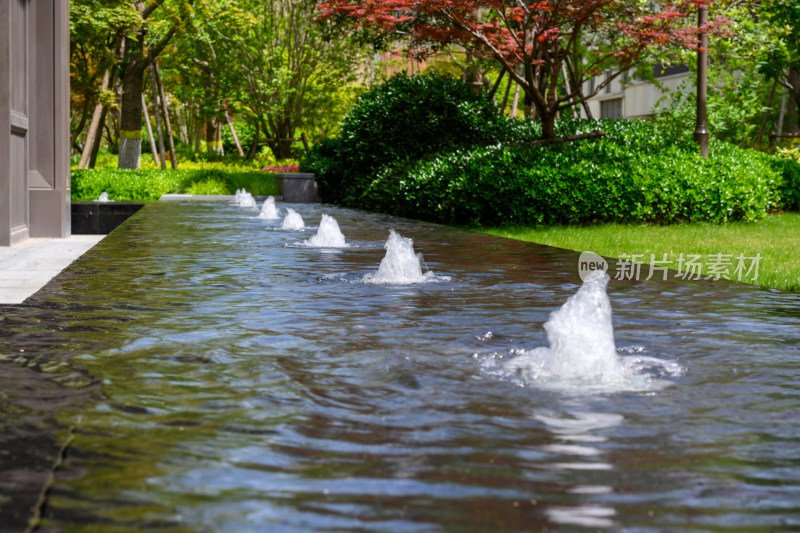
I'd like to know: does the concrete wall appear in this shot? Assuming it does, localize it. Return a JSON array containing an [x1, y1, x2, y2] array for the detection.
[[0, 0, 70, 247]]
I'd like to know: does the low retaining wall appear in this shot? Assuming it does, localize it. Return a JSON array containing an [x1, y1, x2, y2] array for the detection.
[[160, 195, 280, 202], [278, 173, 319, 203], [71, 202, 145, 234], [159, 174, 319, 204]]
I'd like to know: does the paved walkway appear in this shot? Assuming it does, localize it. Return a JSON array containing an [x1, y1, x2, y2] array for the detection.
[[0, 235, 105, 304]]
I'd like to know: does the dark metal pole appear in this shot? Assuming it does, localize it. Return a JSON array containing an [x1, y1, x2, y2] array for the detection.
[[694, 5, 709, 158]]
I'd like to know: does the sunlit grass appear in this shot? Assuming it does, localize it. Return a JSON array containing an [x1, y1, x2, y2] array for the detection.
[[480, 212, 800, 292]]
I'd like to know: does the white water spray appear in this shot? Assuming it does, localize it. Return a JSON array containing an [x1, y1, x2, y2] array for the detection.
[[97, 191, 111, 202], [504, 271, 625, 383], [281, 208, 305, 230], [233, 189, 257, 208], [363, 230, 441, 284], [257, 196, 281, 219], [495, 271, 682, 389], [304, 214, 348, 247]]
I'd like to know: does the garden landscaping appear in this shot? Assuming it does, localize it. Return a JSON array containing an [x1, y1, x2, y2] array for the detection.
[[301, 74, 800, 228], [70, 75, 800, 292], [298, 74, 800, 292]]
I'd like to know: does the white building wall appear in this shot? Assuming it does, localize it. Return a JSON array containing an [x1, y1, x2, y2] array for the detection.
[[583, 70, 692, 120]]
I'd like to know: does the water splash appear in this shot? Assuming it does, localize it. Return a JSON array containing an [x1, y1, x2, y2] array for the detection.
[[234, 189, 256, 208], [363, 230, 447, 284], [257, 196, 281, 219], [484, 271, 682, 390], [281, 208, 305, 230], [303, 214, 348, 247], [97, 191, 111, 202]]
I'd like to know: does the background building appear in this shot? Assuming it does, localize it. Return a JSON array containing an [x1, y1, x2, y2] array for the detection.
[[584, 64, 691, 120], [1, 0, 70, 246]]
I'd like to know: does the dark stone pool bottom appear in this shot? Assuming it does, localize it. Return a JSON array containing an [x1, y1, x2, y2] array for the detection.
[[1, 202, 799, 532]]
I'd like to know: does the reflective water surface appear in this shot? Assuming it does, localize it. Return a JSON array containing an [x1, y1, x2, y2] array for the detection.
[[1, 202, 799, 532]]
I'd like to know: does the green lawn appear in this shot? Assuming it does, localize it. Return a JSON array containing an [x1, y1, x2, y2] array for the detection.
[[480, 212, 800, 292]]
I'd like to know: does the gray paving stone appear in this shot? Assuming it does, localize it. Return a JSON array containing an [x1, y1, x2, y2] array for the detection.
[[0, 235, 104, 304]]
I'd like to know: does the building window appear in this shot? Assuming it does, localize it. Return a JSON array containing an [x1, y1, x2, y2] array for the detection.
[[600, 98, 623, 120], [653, 63, 690, 78]]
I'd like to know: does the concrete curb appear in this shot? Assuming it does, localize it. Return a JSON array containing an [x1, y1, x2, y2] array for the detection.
[[160, 195, 283, 202]]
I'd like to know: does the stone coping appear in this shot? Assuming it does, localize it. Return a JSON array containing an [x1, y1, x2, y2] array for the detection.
[[278, 172, 315, 179], [0, 235, 105, 304], [160, 195, 282, 202]]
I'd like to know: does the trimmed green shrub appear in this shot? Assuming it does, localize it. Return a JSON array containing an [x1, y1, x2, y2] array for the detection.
[[302, 73, 523, 203], [71, 169, 182, 201], [353, 123, 785, 226], [302, 72, 800, 226], [772, 153, 800, 211], [71, 169, 280, 201], [185, 178, 230, 195], [181, 170, 280, 196]]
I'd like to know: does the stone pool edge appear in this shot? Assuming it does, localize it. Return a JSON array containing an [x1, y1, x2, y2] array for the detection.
[[0, 234, 106, 304]]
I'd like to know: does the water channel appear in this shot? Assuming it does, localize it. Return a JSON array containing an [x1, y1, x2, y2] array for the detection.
[[1, 201, 799, 531]]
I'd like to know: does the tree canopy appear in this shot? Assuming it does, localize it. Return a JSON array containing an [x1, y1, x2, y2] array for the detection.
[[319, 0, 727, 139]]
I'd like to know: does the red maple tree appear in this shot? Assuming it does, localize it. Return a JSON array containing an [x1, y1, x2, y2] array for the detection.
[[319, 0, 721, 139]]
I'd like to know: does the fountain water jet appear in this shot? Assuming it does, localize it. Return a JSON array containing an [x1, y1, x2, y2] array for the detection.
[[281, 208, 305, 230], [363, 230, 445, 284], [303, 214, 348, 247], [496, 270, 682, 389], [233, 189, 257, 208], [257, 196, 281, 219]]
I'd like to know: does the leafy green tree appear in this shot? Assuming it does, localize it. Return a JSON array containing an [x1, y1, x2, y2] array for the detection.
[[163, 0, 245, 155], [210, 0, 367, 160], [117, 0, 198, 169], [653, 0, 800, 145], [69, 1, 139, 151], [759, 0, 800, 133]]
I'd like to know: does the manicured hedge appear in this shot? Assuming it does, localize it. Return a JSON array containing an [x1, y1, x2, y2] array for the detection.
[[305, 73, 527, 204], [301, 74, 800, 226], [71, 169, 280, 201], [354, 136, 785, 226]]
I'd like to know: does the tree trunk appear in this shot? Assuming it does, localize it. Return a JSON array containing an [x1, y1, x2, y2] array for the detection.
[[786, 67, 800, 134], [756, 77, 778, 144], [88, 106, 108, 168], [510, 81, 520, 118], [149, 64, 167, 169], [225, 110, 245, 156], [71, 95, 91, 150], [561, 64, 578, 119], [247, 125, 260, 161], [142, 94, 160, 166], [206, 119, 224, 154], [276, 141, 292, 160], [195, 115, 202, 152], [267, 136, 293, 160], [110, 81, 121, 152], [500, 77, 512, 114], [118, 33, 147, 169], [79, 70, 111, 169], [541, 109, 557, 140], [155, 61, 178, 169], [116, 0, 181, 168]]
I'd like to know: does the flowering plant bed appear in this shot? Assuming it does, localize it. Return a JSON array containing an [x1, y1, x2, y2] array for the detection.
[[262, 165, 300, 173]]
